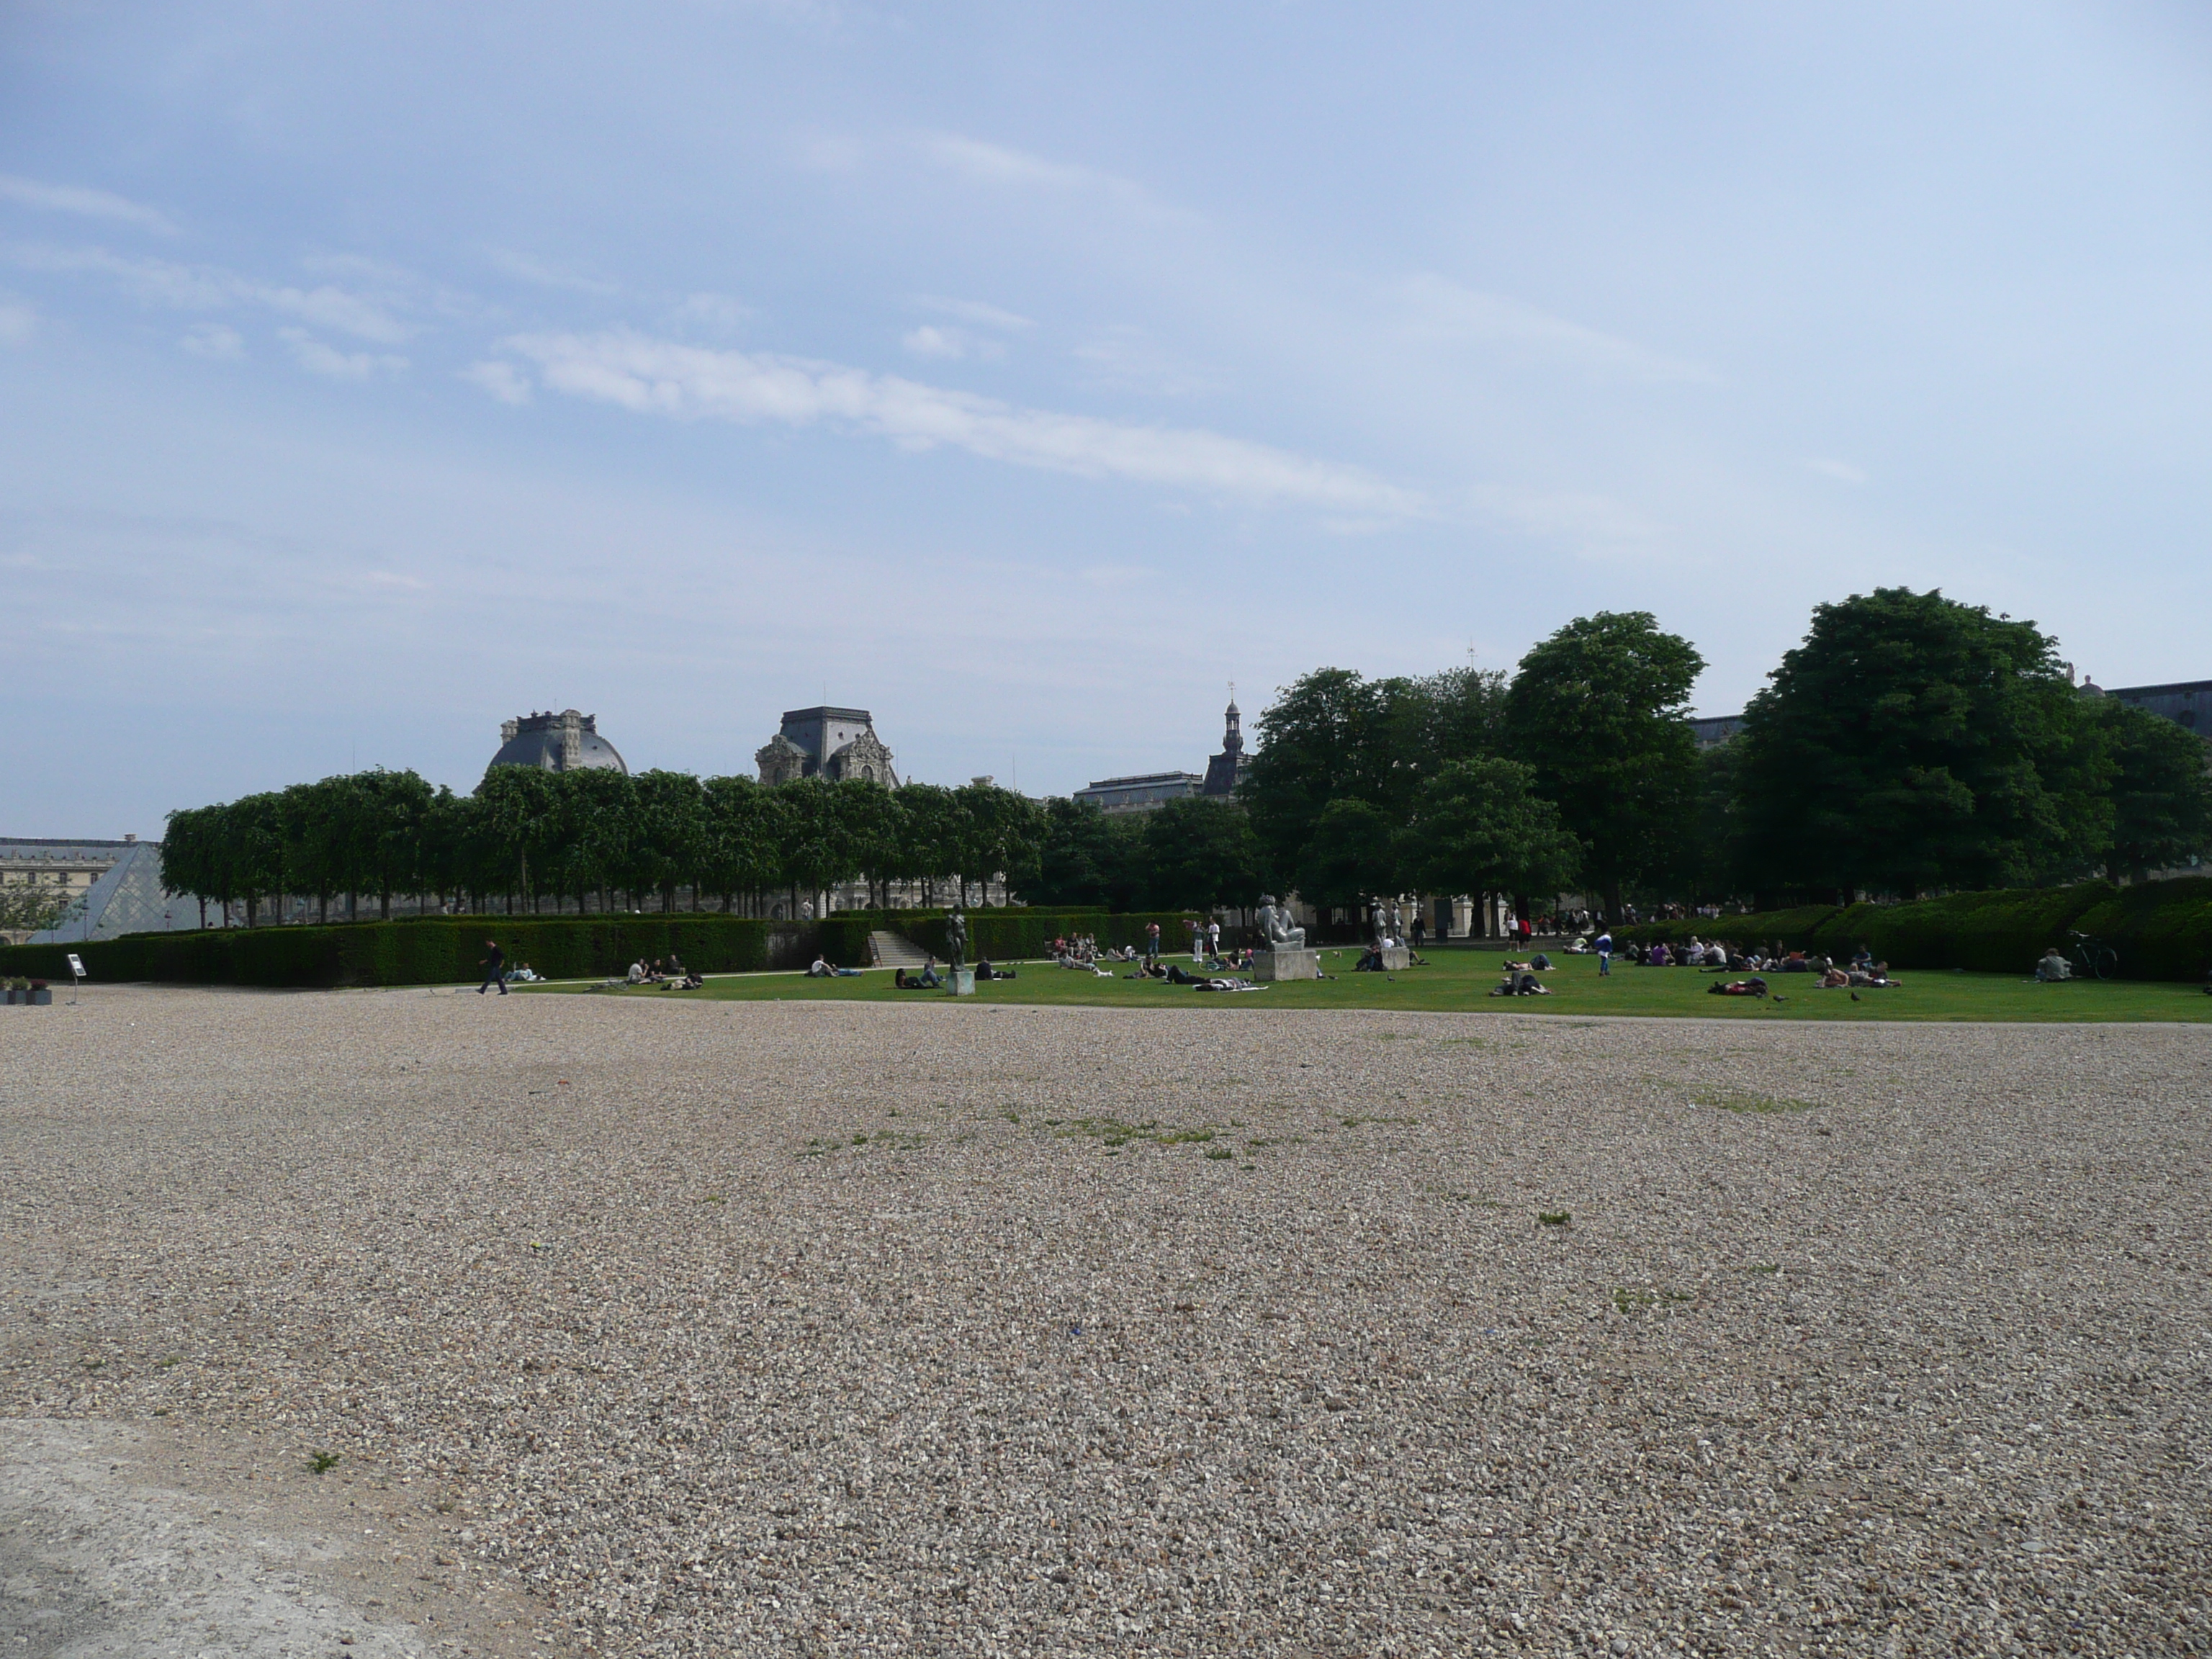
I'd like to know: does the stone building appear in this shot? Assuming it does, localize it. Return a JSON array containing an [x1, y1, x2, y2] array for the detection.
[[1074, 694, 1249, 814], [755, 706, 899, 787], [487, 710, 628, 775], [4, 836, 200, 945]]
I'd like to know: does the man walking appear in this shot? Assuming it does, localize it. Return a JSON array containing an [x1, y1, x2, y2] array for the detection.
[[478, 938, 508, 995], [1595, 927, 1613, 977], [1206, 918, 1221, 959], [1145, 920, 1161, 962]]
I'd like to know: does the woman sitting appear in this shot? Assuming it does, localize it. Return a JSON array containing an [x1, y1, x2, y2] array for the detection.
[[1647, 941, 1673, 967]]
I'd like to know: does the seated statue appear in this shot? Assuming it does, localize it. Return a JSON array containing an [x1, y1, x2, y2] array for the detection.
[[1256, 895, 1306, 950]]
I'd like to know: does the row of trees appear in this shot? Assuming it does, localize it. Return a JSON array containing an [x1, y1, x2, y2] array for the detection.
[[161, 770, 1045, 924], [160, 587, 2212, 932], [1218, 590, 2211, 919]]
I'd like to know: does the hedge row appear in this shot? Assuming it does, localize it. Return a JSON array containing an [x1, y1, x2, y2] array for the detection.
[[1621, 876, 2212, 981], [817, 909, 1217, 967], [0, 916, 778, 989]]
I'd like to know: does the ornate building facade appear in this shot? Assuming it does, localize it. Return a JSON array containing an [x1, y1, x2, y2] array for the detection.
[[755, 706, 899, 786], [487, 710, 629, 775]]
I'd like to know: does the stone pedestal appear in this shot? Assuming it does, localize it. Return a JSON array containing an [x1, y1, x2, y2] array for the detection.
[[1379, 945, 1410, 971], [945, 968, 976, 996], [1251, 948, 1320, 981]]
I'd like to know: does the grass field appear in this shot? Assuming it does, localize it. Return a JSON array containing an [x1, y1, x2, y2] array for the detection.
[[522, 943, 2212, 1022]]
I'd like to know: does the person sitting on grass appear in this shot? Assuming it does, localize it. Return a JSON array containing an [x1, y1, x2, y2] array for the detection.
[[1647, 941, 1672, 967], [1353, 945, 1385, 972], [626, 960, 648, 985], [1818, 966, 1851, 988], [676, 968, 704, 989], [808, 954, 863, 979], [2034, 947, 2071, 983]]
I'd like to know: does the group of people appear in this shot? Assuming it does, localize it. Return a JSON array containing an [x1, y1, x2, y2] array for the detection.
[[629, 956, 706, 989]]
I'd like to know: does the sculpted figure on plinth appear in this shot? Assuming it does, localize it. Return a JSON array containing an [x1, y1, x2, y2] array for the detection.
[[945, 908, 968, 974], [1256, 895, 1306, 950]]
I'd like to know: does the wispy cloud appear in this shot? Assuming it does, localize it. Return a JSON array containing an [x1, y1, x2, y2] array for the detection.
[[484, 247, 624, 297], [180, 323, 243, 359], [902, 323, 1002, 361], [914, 133, 1162, 215], [914, 295, 1035, 332], [281, 328, 406, 379], [0, 292, 35, 346], [493, 328, 1424, 517], [462, 359, 532, 404], [672, 291, 752, 331], [1071, 326, 1215, 397], [1393, 274, 1717, 385], [0, 175, 176, 235], [6, 243, 416, 342]]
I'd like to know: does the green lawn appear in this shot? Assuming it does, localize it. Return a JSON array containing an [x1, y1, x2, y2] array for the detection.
[[521, 945, 2212, 1023]]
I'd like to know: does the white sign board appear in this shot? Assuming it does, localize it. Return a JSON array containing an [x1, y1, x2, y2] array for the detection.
[[66, 954, 85, 979]]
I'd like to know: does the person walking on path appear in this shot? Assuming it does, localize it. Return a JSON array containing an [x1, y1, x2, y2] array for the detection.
[[1206, 919, 1221, 959], [1595, 928, 1613, 977], [1146, 921, 1161, 962], [477, 938, 508, 995]]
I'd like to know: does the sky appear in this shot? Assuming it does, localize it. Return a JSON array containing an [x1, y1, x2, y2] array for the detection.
[[6, 1, 2212, 837]]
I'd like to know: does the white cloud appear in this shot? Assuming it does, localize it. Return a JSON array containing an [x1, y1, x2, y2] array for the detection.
[[0, 293, 35, 346], [915, 133, 1154, 209], [902, 324, 1002, 361], [1808, 457, 1868, 484], [1393, 274, 1718, 384], [280, 328, 406, 379], [181, 323, 243, 359], [673, 291, 752, 331], [499, 328, 1424, 517], [0, 174, 176, 235], [1071, 327, 1214, 397], [6, 243, 416, 342], [914, 295, 1036, 333], [462, 359, 533, 405], [483, 247, 624, 297]]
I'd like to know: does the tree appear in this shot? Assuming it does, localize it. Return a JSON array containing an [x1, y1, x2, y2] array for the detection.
[[1012, 797, 1148, 910], [2095, 698, 2212, 879], [1138, 796, 1264, 913], [1399, 757, 1581, 914], [631, 770, 711, 911], [475, 764, 564, 912], [1503, 611, 1704, 918], [777, 777, 857, 914], [701, 775, 786, 912], [160, 805, 219, 927], [1731, 588, 2097, 900], [950, 781, 1041, 907], [1239, 670, 1397, 885], [1295, 798, 1401, 913]]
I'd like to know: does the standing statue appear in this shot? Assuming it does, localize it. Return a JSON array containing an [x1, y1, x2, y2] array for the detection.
[[1255, 895, 1306, 949], [1370, 896, 1390, 949], [1390, 898, 1406, 945], [945, 908, 968, 974]]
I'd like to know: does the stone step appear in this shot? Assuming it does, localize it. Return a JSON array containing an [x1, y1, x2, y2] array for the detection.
[[868, 930, 929, 968]]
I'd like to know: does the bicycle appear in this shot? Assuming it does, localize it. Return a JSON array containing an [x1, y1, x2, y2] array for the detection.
[[2066, 930, 2118, 982]]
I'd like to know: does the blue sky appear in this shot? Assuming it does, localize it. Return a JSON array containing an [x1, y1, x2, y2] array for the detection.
[[6, 1, 2211, 835]]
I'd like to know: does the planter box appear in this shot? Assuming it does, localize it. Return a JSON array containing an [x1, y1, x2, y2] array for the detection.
[[7, 988, 50, 1005]]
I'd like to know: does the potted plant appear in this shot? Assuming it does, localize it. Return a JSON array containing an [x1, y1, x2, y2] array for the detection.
[[26, 978, 51, 1006]]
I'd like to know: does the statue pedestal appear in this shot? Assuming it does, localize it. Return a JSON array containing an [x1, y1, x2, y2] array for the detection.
[[1251, 948, 1319, 981], [1379, 945, 1410, 971], [945, 968, 976, 996]]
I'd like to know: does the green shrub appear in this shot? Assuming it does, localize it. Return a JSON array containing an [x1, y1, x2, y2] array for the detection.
[[0, 916, 773, 989], [2071, 876, 2212, 982]]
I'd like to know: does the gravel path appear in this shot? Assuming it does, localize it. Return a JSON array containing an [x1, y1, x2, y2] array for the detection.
[[3, 987, 2208, 1656]]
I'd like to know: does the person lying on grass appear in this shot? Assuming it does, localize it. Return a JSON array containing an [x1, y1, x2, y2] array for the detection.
[[1708, 976, 1769, 997], [808, 954, 862, 978], [1490, 969, 1550, 997]]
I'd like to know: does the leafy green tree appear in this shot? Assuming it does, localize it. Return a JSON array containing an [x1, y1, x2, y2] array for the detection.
[[1399, 757, 1581, 914], [891, 783, 962, 908], [351, 769, 434, 920], [1138, 796, 1265, 913], [1295, 797, 1400, 913], [777, 777, 858, 915], [475, 764, 562, 909], [950, 781, 1042, 907], [2094, 698, 2212, 879], [160, 805, 221, 927], [833, 778, 904, 909], [631, 770, 711, 911], [1012, 797, 1148, 910], [227, 793, 287, 926], [701, 775, 786, 912], [545, 768, 639, 912], [1732, 589, 2098, 900], [0, 881, 75, 936], [1240, 670, 1400, 884], [1503, 611, 1704, 919]]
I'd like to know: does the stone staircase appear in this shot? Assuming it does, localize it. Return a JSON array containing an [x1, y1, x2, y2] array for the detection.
[[867, 930, 929, 969]]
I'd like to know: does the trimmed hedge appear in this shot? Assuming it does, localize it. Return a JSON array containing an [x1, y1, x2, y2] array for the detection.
[[817, 908, 1217, 966], [1622, 876, 2212, 980], [0, 916, 775, 989]]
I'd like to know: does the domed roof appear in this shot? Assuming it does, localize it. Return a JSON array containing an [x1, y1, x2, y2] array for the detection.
[[488, 709, 627, 775]]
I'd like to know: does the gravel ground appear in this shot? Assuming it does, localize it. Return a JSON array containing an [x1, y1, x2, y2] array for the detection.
[[3, 987, 2209, 1657]]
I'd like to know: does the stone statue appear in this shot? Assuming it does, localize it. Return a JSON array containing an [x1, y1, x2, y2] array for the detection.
[[1256, 895, 1305, 950], [945, 908, 968, 974], [1390, 899, 1406, 945], [1371, 896, 1390, 948]]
